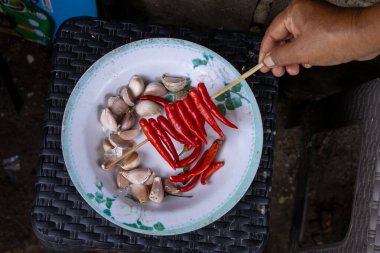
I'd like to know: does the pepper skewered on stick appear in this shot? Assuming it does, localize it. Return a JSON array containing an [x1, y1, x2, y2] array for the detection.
[[104, 62, 264, 170]]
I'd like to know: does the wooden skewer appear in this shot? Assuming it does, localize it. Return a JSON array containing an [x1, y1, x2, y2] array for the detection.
[[211, 62, 264, 99], [105, 62, 264, 169]]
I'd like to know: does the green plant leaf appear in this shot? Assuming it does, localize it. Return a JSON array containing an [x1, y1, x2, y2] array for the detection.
[[96, 181, 103, 190], [225, 97, 242, 110], [231, 82, 242, 92], [183, 167, 190, 173], [217, 104, 226, 116], [106, 198, 113, 209], [136, 219, 142, 226], [87, 193, 94, 199], [103, 209, 111, 216], [153, 222, 165, 231]]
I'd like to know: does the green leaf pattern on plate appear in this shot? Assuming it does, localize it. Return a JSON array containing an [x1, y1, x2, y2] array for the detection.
[[88, 181, 116, 219], [88, 181, 166, 231], [190, 53, 250, 114], [192, 53, 213, 69], [123, 219, 165, 232], [216, 103, 227, 116], [215, 82, 249, 113]]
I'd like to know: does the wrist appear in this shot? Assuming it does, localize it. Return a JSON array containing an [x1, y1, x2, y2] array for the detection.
[[350, 4, 380, 60]]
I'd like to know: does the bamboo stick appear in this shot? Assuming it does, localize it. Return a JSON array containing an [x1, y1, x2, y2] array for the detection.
[[105, 62, 264, 169]]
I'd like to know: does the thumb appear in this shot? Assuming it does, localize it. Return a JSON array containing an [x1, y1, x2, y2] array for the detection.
[[263, 40, 304, 67]]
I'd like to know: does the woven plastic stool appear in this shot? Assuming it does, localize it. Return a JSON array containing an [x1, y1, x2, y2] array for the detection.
[[290, 79, 380, 252], [31, 17, 279, 252]]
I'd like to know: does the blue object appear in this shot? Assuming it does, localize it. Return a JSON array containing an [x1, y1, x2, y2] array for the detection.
[[30, 0, 97, 35]]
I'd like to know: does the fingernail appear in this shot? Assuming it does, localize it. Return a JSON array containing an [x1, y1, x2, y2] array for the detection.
[[303, 64, 312, 69], [263, 55, 275, 67]]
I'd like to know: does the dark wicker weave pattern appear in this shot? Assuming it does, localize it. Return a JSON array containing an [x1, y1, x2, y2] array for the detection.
[[32, 18, 278, 252]]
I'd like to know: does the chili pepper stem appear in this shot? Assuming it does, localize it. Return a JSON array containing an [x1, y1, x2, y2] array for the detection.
[[119, 62, 263, 157]]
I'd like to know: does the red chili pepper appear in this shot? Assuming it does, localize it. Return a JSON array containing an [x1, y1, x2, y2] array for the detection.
[[148, 118, 180, 163], [178, 144, 202, 168], [198, 83, 238, 129], [170, 148, 207, 183], [188, 88, 225, 140], [179, 175, 200, 192], [175, 100, 207, 144], [139, 118, 177, 169], [157, 115, 186, 144], [190, 139, 223, 176], [200, 161, 225, 185], [157, 116, 193, 150], [139, 95, 168, 107], [165, 104, 199, 147], [183, 96, 207, 138]]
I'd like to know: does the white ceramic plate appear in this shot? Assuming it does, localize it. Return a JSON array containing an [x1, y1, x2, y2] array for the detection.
[[62, 38, 263, 235]]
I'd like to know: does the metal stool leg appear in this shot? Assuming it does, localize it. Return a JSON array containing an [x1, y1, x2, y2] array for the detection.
[[290, 79, 380, 253]]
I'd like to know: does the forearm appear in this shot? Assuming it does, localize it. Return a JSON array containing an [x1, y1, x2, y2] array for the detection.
[[354, 3, 380, 60], [259, 0, 380, 76]]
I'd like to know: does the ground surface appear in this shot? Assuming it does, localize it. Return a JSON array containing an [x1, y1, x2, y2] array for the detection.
[[0, 36, 48, 253]]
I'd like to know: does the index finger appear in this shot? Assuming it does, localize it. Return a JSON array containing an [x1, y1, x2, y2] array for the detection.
[[259, 9, 292, 61]]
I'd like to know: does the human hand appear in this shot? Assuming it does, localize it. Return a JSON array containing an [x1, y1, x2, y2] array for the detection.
[[259, 0, 379, 77]]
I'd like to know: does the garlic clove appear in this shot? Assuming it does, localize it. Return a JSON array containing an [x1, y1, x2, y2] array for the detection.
[[116, 169, 130, 189], [143, 82, 168, 96], [120, 151, 141, 171], [161, 74, 187, 92], [103, 138, 115, 152], [126, 168, 152, 184], [175, 90, 188, 101], [118, 129, 140, 140], [164, 178, 181, 195], [101, 159, 116, 171], [100, 108, 118, 132], [120, 87, 135, 106], [118, 110, 136, 130], [130, 184, 149, 203], [135, 100, 161, 117], [108, 96, 128, 116], [128, 75, 145, 98], [109, 133, 134, 149], [149, 177, 164, 203], [144, 170, 156, 186]]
